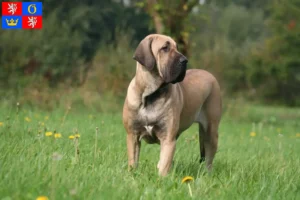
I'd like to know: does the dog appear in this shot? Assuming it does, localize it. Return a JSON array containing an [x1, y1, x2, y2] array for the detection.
[[122, 34, 222, 176]]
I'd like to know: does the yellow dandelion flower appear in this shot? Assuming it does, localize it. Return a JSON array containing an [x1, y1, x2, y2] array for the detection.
[[69, 135, 75, 139], [25, 117, 31, 122], [36, 196, 49, 200], [54, 133, 62, 138], [296, 133, 300, 138], [182, 176, 194, 197], [0, 122, 3, 126], [250, 131, 256, 137], [45, 132, 53, 136], [181, 176, 194, 184], [75, 134, 80, 138], [45, 116, 49, 120], [89, 114, 93, 119]]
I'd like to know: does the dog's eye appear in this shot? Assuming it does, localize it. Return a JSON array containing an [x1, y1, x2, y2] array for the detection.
[[161, 45, 169, 52]]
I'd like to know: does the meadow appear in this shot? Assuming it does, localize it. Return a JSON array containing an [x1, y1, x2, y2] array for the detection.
[[0, 102, 299, 200]]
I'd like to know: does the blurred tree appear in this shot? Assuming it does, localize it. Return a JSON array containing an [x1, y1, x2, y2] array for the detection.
[[206, 0, 272, 10], [43, 0, 152, 62], [188, 1, 267, 93], [1, 0, 299, 107], [136, 0, 199, 56], [0, 0, 152, 88], [246, 0, 300, 106]]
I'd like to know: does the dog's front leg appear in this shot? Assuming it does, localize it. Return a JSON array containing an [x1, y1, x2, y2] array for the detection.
[[127, 133, 141, 170], [157, 138, 176, 176]]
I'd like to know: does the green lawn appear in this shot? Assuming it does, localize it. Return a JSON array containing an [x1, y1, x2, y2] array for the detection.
[[0, 103, 299, 200]]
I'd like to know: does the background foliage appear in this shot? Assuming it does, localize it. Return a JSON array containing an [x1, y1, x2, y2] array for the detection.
[[0, 0, 299, 109]]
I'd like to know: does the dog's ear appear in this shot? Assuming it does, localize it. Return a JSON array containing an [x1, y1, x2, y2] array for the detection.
[[133, 37, 155, 70]]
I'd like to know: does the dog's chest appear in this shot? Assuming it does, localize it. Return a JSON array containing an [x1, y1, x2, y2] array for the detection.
[[131, 101, 169, 143], [137, 88, 170, 125], [138, 104, 164, 123]]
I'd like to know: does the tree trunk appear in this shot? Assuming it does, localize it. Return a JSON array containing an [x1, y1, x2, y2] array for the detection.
[[146, 0, 199, 57], [147, 0, 164, 33]]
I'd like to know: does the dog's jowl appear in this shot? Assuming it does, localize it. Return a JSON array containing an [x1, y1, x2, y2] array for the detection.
[[123, 34, 222, 176]]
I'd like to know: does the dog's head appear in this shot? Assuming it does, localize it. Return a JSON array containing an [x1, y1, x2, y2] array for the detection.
[[133, 34, 188, 84]]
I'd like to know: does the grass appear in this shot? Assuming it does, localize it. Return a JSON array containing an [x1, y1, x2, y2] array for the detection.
[[0, 102, 300, 200]]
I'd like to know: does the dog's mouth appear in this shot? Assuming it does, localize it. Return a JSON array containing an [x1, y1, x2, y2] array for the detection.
[[171, 62, 187, 84], [163, 55, 188, 84]]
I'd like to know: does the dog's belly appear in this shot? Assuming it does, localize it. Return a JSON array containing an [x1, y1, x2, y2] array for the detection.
[[177, 108, 205, 136], [176, 69, 215, 133]]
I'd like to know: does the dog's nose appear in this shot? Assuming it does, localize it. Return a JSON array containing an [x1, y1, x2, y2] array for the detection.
[[180, 56, 188, 64]]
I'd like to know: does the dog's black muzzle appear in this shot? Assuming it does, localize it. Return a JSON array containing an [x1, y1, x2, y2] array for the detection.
[[171, 56, 188, 84]]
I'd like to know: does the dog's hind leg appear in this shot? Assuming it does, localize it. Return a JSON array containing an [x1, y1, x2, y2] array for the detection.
[[198, 122, 206, 163], [202, 82, 222, 171], [203, 121, 219, 171], [197, 109, 219, 171], [196, 85, 221, 171]]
